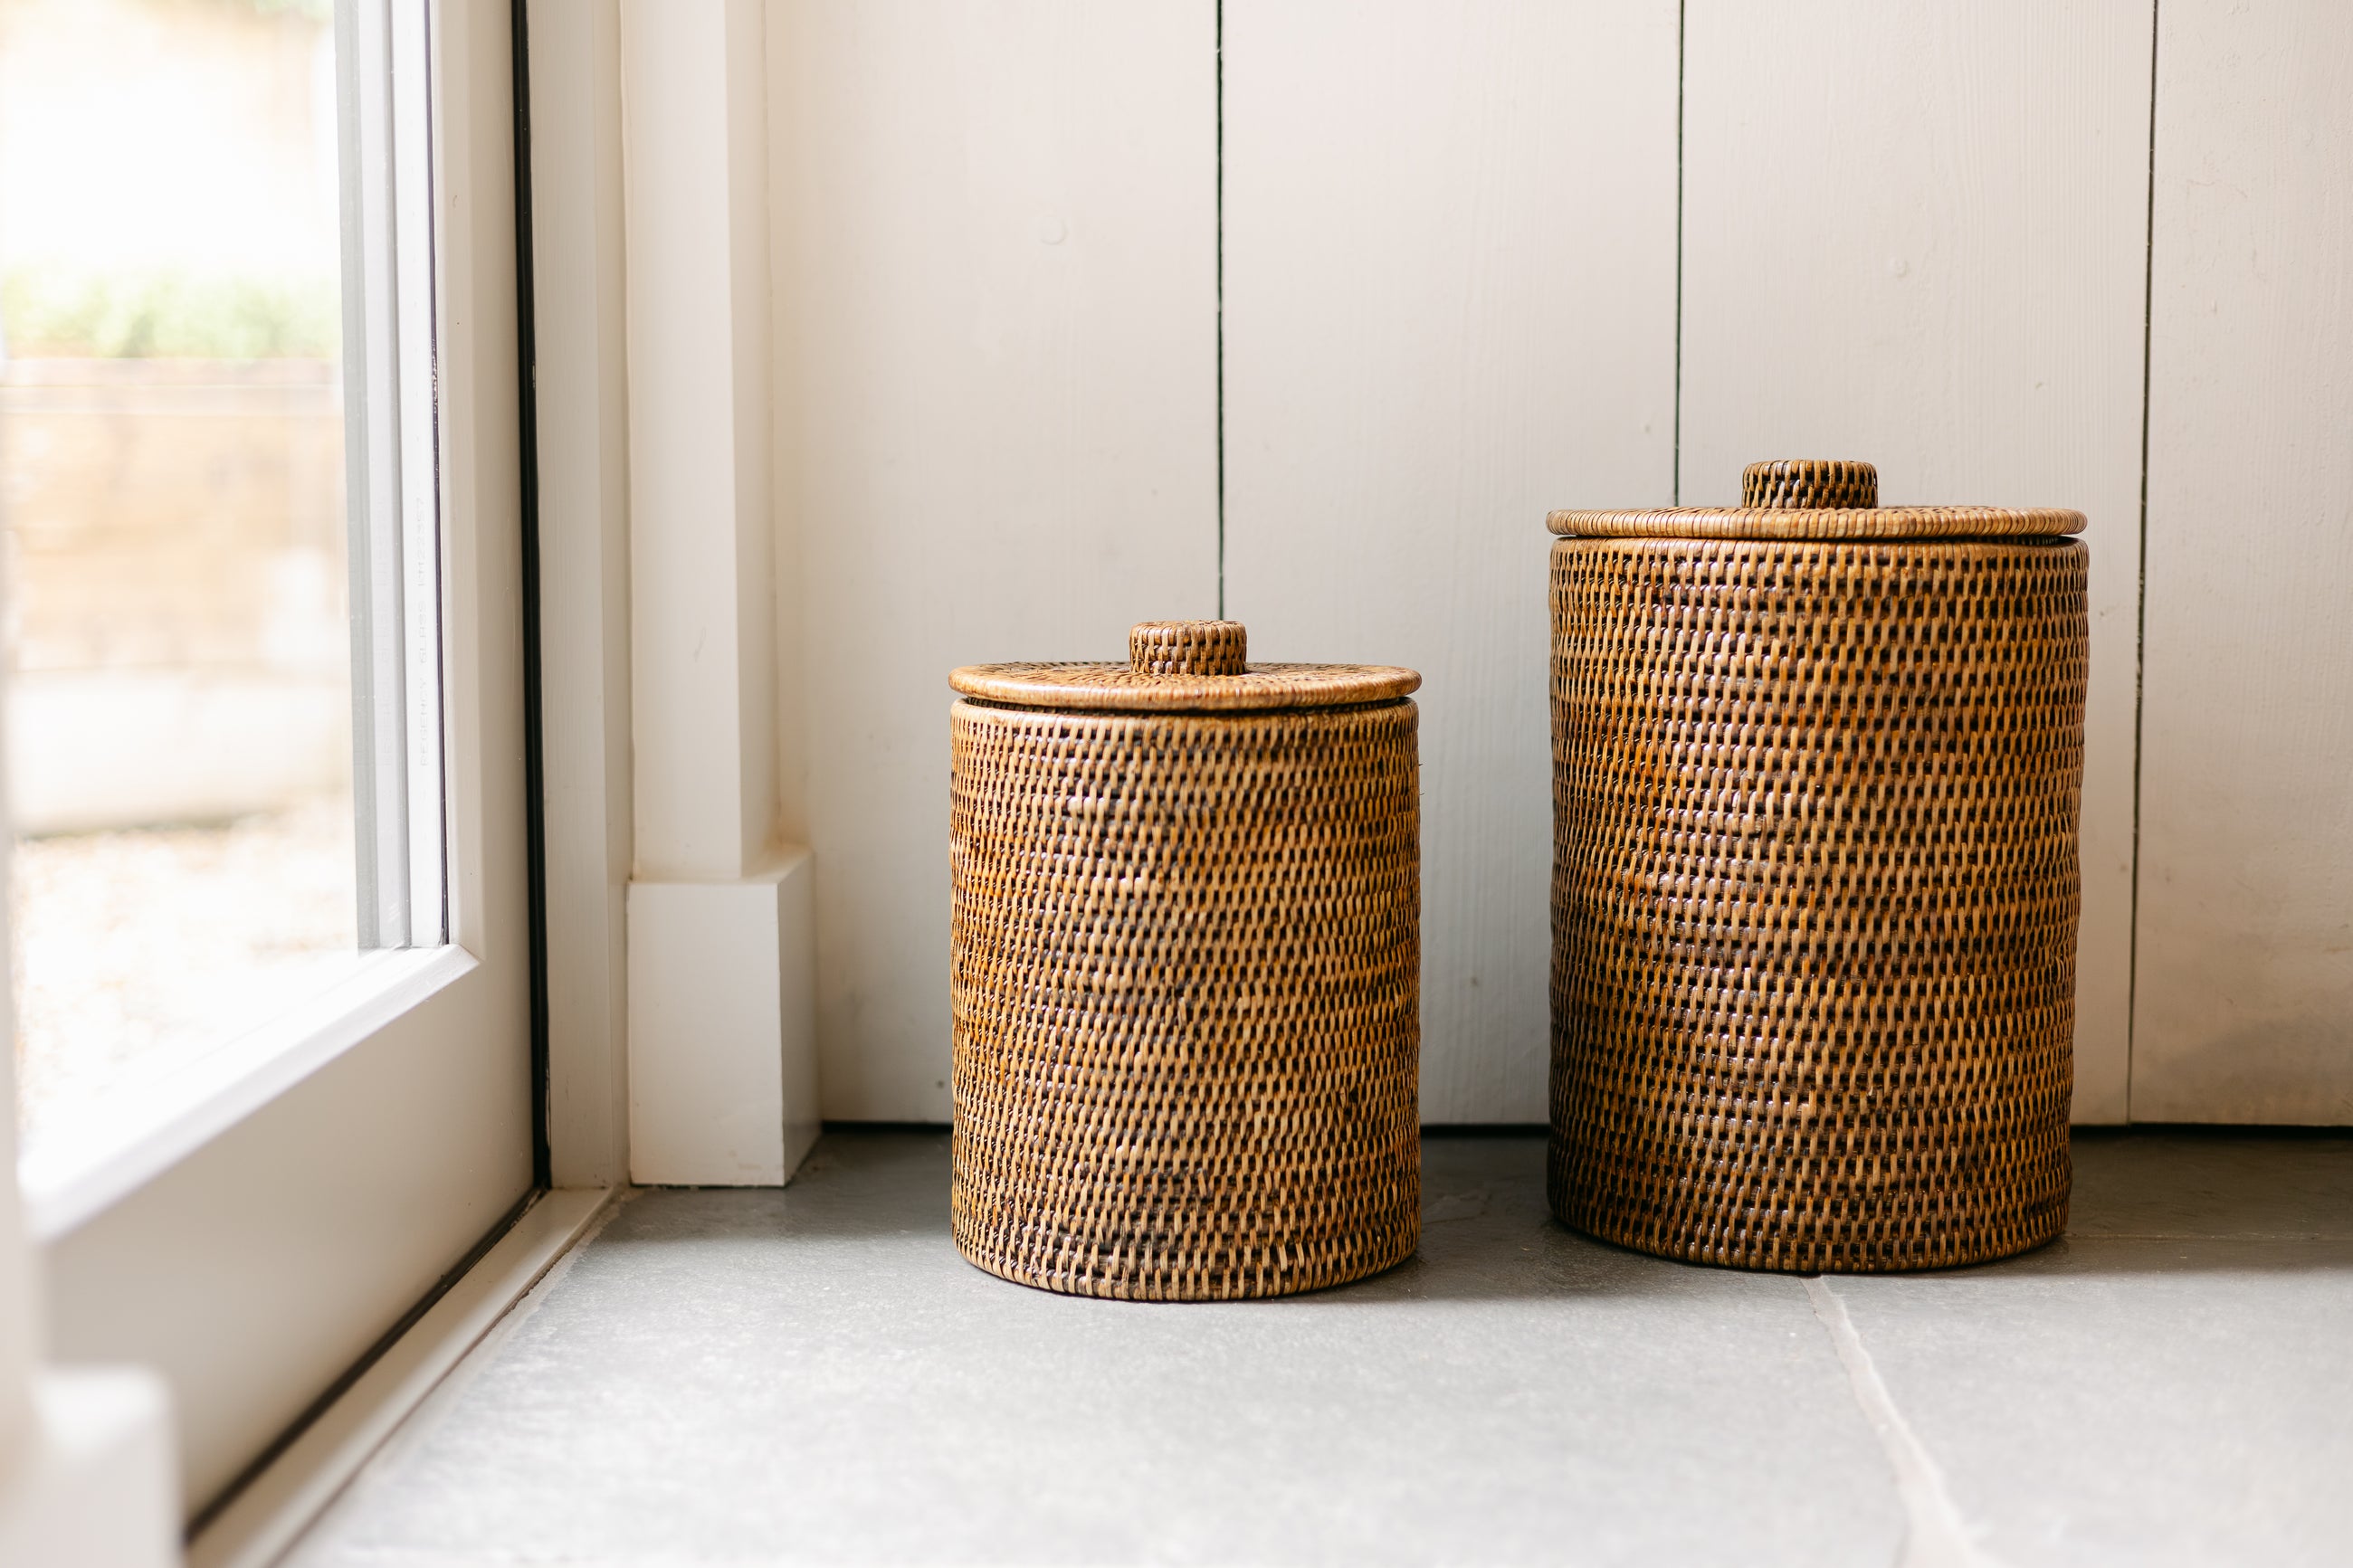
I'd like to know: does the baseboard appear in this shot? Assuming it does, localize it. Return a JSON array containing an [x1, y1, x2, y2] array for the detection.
[[627, 851, 819, 1184]]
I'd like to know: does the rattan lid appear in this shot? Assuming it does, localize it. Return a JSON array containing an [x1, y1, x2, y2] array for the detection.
[[1547, 460, 2087, 540], [949, 621, 1421, 712]]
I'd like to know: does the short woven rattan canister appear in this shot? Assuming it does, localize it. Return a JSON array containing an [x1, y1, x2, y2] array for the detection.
[[1547, 461, 2088, 1273], [948, 621, 1422, 1300]]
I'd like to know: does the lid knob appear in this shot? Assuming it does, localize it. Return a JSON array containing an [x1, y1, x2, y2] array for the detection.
[[1130, 620, 1247, 677], [1742, 460, 1877, 509]]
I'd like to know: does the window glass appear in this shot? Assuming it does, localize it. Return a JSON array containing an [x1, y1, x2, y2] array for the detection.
[[0, 0, 362, 1146]]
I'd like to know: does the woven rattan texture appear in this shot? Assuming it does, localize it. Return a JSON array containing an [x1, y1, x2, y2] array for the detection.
[[949, 660, 1420, 713], [1743, 459, 1879, 509], [1547, 504, 2087, 542], [951, 699, 1421, 1299], [1548, 536, 2088, 1272], [1130, 619, 1248, 676]]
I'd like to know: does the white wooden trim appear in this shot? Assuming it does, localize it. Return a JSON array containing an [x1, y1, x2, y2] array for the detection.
[[186, 1189, 615, 1568], [339, 0, 452, 951], [339, 0, 415, 948], [393, 0, 452, 948], [42, 951, 532, 1516], [524, 0, 635, 1188], [626, 854, 818, 1186], [0, 1371, 178, 1568], [21, 948, 475, 1241], [597, 0, 824, 1175], [620, 0, 781, 885]]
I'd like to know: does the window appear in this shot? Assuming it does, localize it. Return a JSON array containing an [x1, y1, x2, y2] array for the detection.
[[3, 0, 371, 1162], [3, 0, 533, 1525]]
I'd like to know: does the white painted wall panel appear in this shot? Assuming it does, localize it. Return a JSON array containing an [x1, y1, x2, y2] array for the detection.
[[1678, 1, 2155, 1122], [768, 2, 1218, 1120], [1223, 1, 1681, 1122], [2133, 2, 2353, 1123], [745, 0, 2348, 1129]]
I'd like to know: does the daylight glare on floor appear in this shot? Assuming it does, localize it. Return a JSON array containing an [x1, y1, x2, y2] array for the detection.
[[284, 1129, 2353, 1568]]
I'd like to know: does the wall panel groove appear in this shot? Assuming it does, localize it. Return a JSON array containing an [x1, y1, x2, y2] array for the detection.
[[1677, 0, 2156, 1122], [1224, 0, 1681, 1121], [2132, 0, 2353, 1122], [771, 0, 1220, 1121]]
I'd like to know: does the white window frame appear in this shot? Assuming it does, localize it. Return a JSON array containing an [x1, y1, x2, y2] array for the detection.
[[20, 0, 538, 1527], [345, 0, 452, 953]]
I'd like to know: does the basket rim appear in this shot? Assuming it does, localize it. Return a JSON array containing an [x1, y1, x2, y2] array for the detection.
[[948, 660, 1420, 711], [1547, 504, 2087, 540]]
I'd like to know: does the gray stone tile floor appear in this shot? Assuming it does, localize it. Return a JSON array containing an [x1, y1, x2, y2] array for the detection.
[[286, 1129, 2353, 1567]]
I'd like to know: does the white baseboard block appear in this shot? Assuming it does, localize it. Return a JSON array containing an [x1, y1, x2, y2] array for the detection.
[[186, 1187, 615, 1568], [626, 848, 820, 1185], [0, 1367, 180, 1568]]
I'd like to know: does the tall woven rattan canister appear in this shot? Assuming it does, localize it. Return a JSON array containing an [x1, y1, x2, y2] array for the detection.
[[1547, 461, 2088, 1273], [948, 620, 1422, 1300]]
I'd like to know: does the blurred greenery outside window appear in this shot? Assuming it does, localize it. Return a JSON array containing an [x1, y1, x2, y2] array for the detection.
[[1, 265, 338, 360], [2, 0, 361, 1147]]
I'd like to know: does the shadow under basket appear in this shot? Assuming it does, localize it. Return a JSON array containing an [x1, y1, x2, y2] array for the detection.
[[1546, 461, 2090, 1273], [947, 621, 1423, 1300]]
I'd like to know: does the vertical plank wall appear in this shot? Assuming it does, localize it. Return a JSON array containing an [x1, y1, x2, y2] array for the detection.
[[769, 3, 2352, 1127], [1222, 1, 1681, 1121], [1678, 1, 2156, 1122], [768, 2, 1219, 1119], [2134, 2, 2353, 1121]]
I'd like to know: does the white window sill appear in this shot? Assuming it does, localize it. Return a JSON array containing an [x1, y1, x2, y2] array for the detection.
[[21, 945, 478, 1240]]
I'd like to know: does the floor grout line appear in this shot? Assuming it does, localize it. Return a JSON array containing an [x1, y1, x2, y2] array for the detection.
[[1805, 1277, 2004, 1568]]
